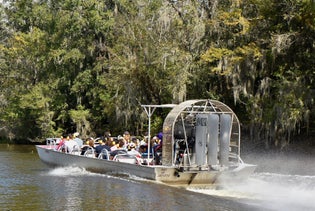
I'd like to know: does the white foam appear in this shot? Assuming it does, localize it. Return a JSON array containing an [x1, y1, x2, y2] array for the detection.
[[45, 166, 144, 185], [47, 166, 103, 177], [188, 172, 315, 211]]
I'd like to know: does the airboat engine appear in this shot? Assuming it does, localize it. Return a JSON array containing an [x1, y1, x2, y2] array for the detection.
[[162, 99, 241, 171]]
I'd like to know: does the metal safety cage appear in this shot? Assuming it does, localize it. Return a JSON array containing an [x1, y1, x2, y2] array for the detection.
[[162, 100, 241, 168]]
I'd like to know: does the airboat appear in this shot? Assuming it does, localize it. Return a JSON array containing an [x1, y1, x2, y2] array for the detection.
[[36, 99, 256, 187]]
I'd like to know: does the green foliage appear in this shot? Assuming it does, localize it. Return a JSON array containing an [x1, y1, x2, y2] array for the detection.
[[0, 0, 314, 148], [69, 105, 91, 137]]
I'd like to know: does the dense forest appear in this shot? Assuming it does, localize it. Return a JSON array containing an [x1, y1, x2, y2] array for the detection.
[[0, 0, 314, 150]]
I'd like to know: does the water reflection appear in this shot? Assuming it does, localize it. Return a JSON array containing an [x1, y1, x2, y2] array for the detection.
[[0, 144, 265, 211], [39, 168, 187, 211], [0, 145, 43, 210]]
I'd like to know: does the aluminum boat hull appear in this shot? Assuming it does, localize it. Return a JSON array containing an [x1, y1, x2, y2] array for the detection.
[[36, 145, 256, 187]]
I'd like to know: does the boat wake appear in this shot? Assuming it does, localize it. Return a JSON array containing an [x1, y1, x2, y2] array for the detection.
[[47, 166, 102, 177], [188, 172, 315, 211], [45, 166, 148, 184]]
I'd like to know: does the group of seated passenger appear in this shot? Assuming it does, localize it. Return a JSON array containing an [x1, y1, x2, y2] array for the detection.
[[55, 131, 163, 164], [55, 132, 83, 153]]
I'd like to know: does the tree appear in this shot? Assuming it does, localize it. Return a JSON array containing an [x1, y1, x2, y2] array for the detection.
[[199, 0, 315, 149], [0, 0, 314, 148], [1, 0, 115, 141]]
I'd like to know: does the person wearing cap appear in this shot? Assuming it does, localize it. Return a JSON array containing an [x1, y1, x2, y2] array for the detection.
[[127, 142, 141, 158], [157, 132, 163, 141]]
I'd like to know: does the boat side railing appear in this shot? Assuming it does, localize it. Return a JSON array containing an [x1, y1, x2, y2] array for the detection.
[[71, 145, 81, 155], [98, 148, 110, 160], [113, 153, 139, 164], [84, 147, 95, 158]]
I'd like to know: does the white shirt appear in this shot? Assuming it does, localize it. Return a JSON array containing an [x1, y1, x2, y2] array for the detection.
[[73, 137, 83, 147], [127, 149, 141, 157], [64, 140, 79, 153]]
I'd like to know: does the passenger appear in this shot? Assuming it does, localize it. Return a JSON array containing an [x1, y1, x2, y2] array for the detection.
[[147, 136, 155, 152], [131, 136, 140, 151], [139, 136, 154, 156], [104, 131, 111, 140], [106, 137, 114, 147], [56, 136, 66, 151], [139, 142, 153, 165], [139, 144, 147, 154], [118, 137, 125, 149], [81, 138, 94, 155], [139, 136, 148, 146], [110, 137, 120, 151], [97, 131, 110, 142], [64, 136, 79, 153], [73, 132, 83, 148], [127, 143, 141, 158], [67, 134, 73, 140], [115, 135, 127, 150], [110, 139, 127, 159], [95, 140, 111, 157], [153, 132, 163, 165], [151, 136, 159, 146], [122, 131, 131, 148], [153, 132, 163, 152], [157, 132, 163, 142], [88, 138, 95, 148]]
